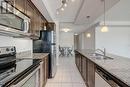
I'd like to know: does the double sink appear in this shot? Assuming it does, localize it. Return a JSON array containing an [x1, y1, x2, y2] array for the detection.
[[87, 48, 113, 60], [88, 53, 113, 60]]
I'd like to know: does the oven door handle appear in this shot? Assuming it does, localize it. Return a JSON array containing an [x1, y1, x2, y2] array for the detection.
[[11, 66, 40, 87]]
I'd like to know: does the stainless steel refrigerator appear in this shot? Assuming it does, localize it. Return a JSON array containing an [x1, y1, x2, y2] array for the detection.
[[33, 30, 57, 78]]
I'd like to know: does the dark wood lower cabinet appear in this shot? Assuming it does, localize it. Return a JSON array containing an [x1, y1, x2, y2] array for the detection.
[[81, 56, 87, 84], [75, 52, 82, 73], [40, 56, 48, 87], [75, 51, 95, 87], [75, 51, 129, 87], [87, 60, 95, 87]]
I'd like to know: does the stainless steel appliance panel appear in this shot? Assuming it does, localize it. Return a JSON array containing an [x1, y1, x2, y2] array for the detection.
[[0, 1, 30, 32]]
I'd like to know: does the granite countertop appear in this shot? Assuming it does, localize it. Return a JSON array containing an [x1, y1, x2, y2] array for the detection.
[[16, 51, 49, 59], [0, 59, 41, 86], [76, 49, 130, 86], [33, 53, 49, 59]]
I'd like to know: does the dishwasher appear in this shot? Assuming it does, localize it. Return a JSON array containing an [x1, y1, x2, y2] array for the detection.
[[96, 66, 120, 87]]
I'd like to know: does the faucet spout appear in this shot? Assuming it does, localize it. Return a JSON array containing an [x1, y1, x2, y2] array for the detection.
[[95, 48, 106, 57]]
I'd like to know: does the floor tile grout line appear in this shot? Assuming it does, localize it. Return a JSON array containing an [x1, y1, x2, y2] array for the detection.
[[45, 56, 86, 87]]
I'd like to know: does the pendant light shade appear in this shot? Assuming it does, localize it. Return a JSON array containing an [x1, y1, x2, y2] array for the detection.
[[101, 25, 108, 32], [86, 33, 91, 38], [101, 0, 108, 32], [86, 16, 91, 38]]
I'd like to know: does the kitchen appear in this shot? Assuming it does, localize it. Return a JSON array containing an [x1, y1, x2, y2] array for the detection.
[[0, 0, 130, 87]]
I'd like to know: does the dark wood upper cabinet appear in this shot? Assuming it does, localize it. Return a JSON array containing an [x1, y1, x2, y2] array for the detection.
[[4, 0, 49, 39], [25, 0, 34, 33], [5, 0, 15, 6], [15, 0, 25, 13]]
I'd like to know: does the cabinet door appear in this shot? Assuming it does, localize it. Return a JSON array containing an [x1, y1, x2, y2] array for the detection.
[[35, 11, 41, 35], [45, 57, 48, 80], [81, 57, 87, 84], [79, 55, 82, 73], [26, 0, 34, 33], [75, 52, 82, 72], [15, 0, 25, 13], [41, 60, 45, 86], [87, 60, 95, 87], [5, 0, 15, 6], [75, 52, 79, 67]]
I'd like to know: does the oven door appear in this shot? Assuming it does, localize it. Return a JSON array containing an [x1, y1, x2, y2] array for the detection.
[[11, 66, 41, 87]]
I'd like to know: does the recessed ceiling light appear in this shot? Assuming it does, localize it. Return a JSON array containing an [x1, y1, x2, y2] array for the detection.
[[71, 0, 75, 2], [64, 3, 67, 7], [56, 11, 59, 15], [61, 7, 64, 11], [86, 33, 91, 38], [74, 33, 78, 35], [62, 28, 71, 32]]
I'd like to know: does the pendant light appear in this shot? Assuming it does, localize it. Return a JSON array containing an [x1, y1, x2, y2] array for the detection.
[[86, 16, 91, 38], [101, 0, 108, 32]]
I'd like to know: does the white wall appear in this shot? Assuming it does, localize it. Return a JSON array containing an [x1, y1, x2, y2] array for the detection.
[[95, 0, 130, 23], [78, 33, 85, 49], [93, 0, 130, 58], [59, 32, 74, 48], [96, 26, 130, 58], [84, 26, 95, 50], [0, 35, 32, 53], [77, 25, 96, 50]]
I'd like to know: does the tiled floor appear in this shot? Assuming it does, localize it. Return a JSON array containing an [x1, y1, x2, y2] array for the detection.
[[45, 56, 86, 87]]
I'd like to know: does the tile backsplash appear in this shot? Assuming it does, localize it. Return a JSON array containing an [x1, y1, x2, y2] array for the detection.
[[0, 35, 32, 53]]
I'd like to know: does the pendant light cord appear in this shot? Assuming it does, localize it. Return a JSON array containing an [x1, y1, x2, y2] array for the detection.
[[87, 16, 90, 28], [104, 0, 106, 26]]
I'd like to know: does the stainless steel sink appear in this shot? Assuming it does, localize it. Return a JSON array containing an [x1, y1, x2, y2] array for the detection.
[[88, 53, 113, 60]]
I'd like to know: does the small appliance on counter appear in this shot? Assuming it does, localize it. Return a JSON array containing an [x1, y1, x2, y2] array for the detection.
[[33, 30, 57, 78], [0, 46, 41, 87]]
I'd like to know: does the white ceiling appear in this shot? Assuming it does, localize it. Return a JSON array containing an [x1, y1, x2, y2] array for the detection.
[[46, 0, 83, 22], [60, 22, 88, 34], [31, 0, 53, 21], [32, 0, 121, 33], [74, 0, 120, 24]]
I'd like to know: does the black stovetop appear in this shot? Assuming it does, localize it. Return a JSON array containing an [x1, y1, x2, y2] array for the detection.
[[0, 59, 41, 87]]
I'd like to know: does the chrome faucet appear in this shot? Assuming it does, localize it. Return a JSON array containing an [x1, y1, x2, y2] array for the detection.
[[95, 48, 106, 57]]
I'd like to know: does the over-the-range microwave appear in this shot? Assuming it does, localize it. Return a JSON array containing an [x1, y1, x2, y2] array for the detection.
[[0, 0, 30, 33]]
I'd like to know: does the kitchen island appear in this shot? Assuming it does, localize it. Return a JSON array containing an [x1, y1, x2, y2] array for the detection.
[[75, 49, 130, 87]]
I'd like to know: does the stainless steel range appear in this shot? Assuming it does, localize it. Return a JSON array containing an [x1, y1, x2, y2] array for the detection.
[[0, 47, 41, 87], [0, 46, 16, 70]]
